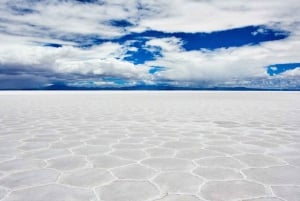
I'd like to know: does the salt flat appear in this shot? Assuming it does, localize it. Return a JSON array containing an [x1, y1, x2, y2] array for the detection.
[[0, 91, 299, 201]]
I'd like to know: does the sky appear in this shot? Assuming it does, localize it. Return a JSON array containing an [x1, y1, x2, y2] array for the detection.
[[0, 0, 300, 89]]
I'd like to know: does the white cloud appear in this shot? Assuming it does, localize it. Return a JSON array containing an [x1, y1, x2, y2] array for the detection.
[[0, 42, 151, 81], [145, 34, 300, 86], [146, 37, 183, 52], [134, 0, 300, 33], [279, 67, 300, 77], [0, 0, 139, 37], [2, 0, 299, 37]]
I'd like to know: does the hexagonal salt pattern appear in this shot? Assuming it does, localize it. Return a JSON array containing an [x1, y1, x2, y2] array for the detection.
[[200, 180, 268, 201], [2, 184, 96, 201], [0, 91, 300, 201]]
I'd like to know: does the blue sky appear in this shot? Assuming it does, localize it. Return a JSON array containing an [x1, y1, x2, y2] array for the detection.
[[0, 0, 300, 89]]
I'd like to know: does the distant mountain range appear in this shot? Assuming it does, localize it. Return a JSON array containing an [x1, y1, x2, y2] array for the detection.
[[4, 83, 298, 91]]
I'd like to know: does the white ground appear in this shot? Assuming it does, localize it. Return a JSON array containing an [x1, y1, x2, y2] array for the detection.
[[0, 91, 300, 201]]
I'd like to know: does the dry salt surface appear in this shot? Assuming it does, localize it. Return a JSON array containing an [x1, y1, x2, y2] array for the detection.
[[0, 91, 300, 201]]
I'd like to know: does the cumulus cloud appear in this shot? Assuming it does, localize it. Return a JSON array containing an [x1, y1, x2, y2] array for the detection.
[[142, 26, 300, 87], [0, 42, 152, 85]]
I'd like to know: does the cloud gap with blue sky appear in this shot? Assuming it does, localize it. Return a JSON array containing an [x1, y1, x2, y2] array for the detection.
[[0, 0, 300, 89]]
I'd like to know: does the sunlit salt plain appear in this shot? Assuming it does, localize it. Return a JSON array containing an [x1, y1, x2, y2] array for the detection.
[[0, 91, 299, 201]]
